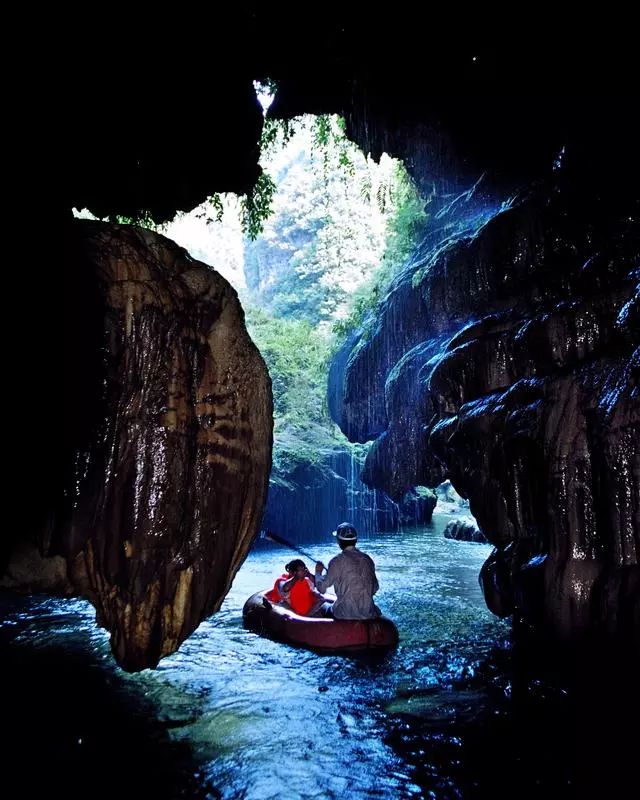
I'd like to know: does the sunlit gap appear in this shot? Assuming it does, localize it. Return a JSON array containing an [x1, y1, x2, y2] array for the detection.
[[254, 80, 275, 116], [71, 81, 503, 546]]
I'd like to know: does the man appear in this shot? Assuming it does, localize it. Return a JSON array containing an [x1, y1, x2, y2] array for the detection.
[[314, 523, 381, 619]]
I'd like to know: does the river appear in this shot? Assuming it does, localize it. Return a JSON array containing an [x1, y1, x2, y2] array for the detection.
[[5, 514, 633, 799]]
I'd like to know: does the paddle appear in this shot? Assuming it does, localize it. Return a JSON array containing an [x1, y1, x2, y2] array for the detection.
[[259, 530, 320, 564]]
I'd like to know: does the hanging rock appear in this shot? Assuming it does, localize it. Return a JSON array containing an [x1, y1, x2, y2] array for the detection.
[[6, 221, 273, 670]]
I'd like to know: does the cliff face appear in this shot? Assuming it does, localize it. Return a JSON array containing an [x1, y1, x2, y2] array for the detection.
[[262, 444, 437, 544], [4, 221, 272, 670], [330, 169, 639, 643]]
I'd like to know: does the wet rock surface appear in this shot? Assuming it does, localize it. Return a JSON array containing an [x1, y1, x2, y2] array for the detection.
[[7, 221, 273, 670], [331, 170, 639, 643], [444, 518, 487, 544], [262, 444, 437, 543]]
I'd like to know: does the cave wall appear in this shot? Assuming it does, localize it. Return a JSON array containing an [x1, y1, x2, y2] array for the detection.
[[330, 163, 639, 643], [5, 221, 273, 670]]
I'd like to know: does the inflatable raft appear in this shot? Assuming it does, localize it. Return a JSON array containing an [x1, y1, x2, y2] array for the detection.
[[242, 591, 399, 652]]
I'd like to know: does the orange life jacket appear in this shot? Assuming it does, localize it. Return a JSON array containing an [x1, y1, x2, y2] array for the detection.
[[289, 577, 316, 616], [265, 574, 289, 602]]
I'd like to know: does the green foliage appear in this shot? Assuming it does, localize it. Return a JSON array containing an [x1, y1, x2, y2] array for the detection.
[[204, 194, 225, 223], [196, 173, 276, 240], [243, 113, 427, 352], [241, 171, 277, 240], [243, 301, 373, 479], [381, 163, 428, 265], [245, 115, 394, 328], [112, 210, 158, 229], [244, 305, 332, 432], [262, 114, 353, 168], [311, 115, 355, 179], [332, 164, 427, 341], [260, 117, 297, 158], [312, 115, 332, 148]]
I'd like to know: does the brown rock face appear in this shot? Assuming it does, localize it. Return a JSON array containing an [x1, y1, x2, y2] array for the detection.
[[23, 221, 272, 670]]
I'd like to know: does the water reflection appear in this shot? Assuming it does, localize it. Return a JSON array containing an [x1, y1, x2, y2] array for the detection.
[[1, 516, 512, 799]]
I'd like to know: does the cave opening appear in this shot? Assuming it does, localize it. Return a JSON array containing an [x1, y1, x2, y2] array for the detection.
[[142, 83, 502, 551]]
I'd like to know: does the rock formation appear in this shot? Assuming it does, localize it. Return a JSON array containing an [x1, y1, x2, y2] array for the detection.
[[330, 166, 639, 643], [444, 518, 487, 544], [5, 221, 272, 670]]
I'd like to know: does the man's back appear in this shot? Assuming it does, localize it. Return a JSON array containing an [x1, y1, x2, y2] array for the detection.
[[317, 547, 380, 619]]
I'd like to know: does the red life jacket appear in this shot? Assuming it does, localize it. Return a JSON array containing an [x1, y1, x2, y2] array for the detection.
[[265, 574, 289, 602], [289, 577, 316, 616]]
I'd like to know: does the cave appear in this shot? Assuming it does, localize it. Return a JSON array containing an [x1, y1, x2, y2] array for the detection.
[[6, 10, 639, 798]]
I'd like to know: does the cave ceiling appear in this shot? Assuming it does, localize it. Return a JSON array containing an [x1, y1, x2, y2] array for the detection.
[[49, 9, 636, 223]]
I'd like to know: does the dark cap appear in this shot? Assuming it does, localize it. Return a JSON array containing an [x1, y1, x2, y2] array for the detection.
[[333, 522, 358, 543]]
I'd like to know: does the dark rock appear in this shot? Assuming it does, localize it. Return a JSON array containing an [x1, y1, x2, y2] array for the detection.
[[327, 330, 363, 435], [331, 169, 639, 644], [332, 268, 436, 444], [479, 546, 516, 618], [5, 221, 273, 670], [399, 487, 438, 527], [49, 12, 638, 227], [361, 339, 449, 499], [444, 518, 487, 544]]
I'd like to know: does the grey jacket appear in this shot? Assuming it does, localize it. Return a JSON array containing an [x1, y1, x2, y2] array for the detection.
[[315, 547, 381, 619]]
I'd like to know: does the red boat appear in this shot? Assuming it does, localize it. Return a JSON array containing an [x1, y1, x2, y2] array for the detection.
[[242, 591, 399, 652]]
